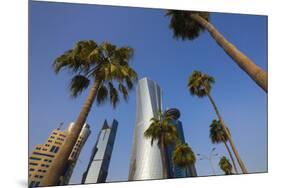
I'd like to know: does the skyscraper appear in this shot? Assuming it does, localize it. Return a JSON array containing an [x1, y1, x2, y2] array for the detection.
[[128, 77, 163, 181], [82, 120, 118, 184], [165, 108, 197, 177], [28, 123, 91, 188]]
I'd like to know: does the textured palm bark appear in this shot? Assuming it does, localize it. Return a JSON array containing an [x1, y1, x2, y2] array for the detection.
[[159, 135, 169, 179], [41, 78, 102, 186], [223, 141, 238, 174], [190, 14, 268, 93], [207, 93, 248, 174]]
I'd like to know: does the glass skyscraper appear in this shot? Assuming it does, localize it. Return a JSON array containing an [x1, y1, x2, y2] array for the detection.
[[128, 78, 197, 181], [128, 77, 163, 180], [165, 108, 197, 178], [82, 120, 118, 184]]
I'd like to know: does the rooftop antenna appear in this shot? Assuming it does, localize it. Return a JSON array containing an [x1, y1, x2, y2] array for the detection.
[[58, 122, 64, 130]]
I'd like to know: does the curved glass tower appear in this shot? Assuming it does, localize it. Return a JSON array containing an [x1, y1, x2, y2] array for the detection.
[[128, 77, 163, 181]]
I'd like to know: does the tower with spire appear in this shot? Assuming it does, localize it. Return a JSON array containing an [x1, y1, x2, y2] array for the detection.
[[82, 119, 118, 184]]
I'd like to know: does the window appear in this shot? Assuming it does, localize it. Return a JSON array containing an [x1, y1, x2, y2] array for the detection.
[[47, 140, 52, 143], [71, 152, 75, 158], [29, 162, 38, 166], [41, 164, 49, 168], [29, 181, 36, 187], [50, 146, 59, 153], [44, 159, 52, 163], [33, 152, 54, 158], [35, 182, 40, 186], [35, 147, 41, 150], [57, 137, 64, 141], [30, 157, 41, 161], [29, 168, 35, 171]]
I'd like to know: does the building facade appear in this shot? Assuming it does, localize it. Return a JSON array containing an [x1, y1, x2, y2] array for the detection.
[[82, 120, 118, 184], [128, 77, 163, 181], [60, 123, 91, 185], [165, 108, 197, 178], [28, 123, 91, 187]]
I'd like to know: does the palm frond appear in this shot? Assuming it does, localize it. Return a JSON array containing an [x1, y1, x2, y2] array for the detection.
[[166, 10, 210, 41], [69, 75, 90, 98], [96, 85, 108, 105]]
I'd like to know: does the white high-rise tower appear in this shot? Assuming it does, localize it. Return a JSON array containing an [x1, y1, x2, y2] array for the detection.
[[128, 78, 163, 180]]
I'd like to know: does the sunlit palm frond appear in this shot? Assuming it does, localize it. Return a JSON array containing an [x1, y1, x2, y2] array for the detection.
[[188, 70, 215, 97], [172, 143, 196, 168], [219, 156, 233, 175]]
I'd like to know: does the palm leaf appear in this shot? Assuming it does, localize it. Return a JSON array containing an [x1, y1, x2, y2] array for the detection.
[[69, 75, 90, 98]]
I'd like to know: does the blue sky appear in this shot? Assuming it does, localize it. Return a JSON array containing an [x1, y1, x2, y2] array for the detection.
[[29, 1, 267, 184]]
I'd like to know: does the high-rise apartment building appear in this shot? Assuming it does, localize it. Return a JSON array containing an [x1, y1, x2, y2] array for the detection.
[[165, 108, 197, 177], [82, 120, 118, 184], [128, 77, 163, 180], [28, 123, 91, 187]]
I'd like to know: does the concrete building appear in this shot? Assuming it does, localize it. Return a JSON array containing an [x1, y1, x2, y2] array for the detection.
[[28, 123, 91, 187], [82, 120, 118, 184], [128, 78, 163, 180]]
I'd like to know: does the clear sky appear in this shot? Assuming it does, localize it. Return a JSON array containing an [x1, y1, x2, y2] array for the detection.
[[29, 1, 267, 185]]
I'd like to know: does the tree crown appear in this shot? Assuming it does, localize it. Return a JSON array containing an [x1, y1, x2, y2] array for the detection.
[[144, 111, 178, 147], [209, 119, 230, 144], [53, 40, 138, 108], [188, 70, 215, 97], [172, 142, 196, 168], [219, 156, 233, 175], [166, 10, 210, 40]]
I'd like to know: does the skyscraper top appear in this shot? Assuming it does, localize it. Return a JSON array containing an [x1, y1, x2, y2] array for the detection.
[[164, 108, 181, 120]]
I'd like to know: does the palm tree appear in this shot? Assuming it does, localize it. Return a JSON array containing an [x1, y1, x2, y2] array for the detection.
[[210, 119, 238, 174], [188, 70, 248, 173], [144, 111, 178, 179], [172, 142, 196, 176], [41, 40, 138, 186], [219, 156, 233, 175], [166, 10, 267, 92]]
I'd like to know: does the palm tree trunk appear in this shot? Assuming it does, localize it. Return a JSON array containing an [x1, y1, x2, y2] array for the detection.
[[190, 13, 267, 93], [41, 78, 102, 186], [206, 93, 248, 174], [223, 141, 238, 174], [159, 135, 169, 179]]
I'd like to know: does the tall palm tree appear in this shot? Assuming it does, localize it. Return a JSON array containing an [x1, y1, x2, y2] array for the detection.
[[188, 70, 248, 174], [41, 40, 138, 186], [219, 156, 233, 175], [172, 142, 196, 176], [144, 111, 178, 179], [210, 119, 238, 174], [166, 10, 267, 92]]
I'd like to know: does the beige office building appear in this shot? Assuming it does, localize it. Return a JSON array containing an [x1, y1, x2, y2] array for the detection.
[[28, 123, 91, 187]]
